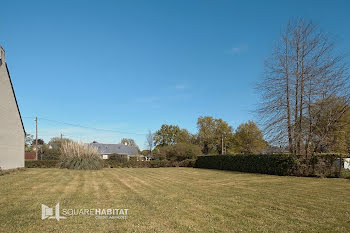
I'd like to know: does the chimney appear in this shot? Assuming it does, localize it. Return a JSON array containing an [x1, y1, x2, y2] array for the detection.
[[0, 46, 5, 66]]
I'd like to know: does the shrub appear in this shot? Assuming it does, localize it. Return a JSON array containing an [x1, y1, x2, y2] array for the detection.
[[105, 160, 124, 168], [342, 170, 350, 179], [169, 143, 201, 161], [151, 160, 177, 167], [152, 148, 167, 160], [104, 159, 196, 168], [129, 157, 138, 162], [295, 154, 342, 177], [195, 154, 298, 176], [109, 154, 128, 163], [0, 167, 26, 175], [59, 141, 103, 170], [25, 160, 59, 168], [178, 159, 196, 167], [39, 148, 61, 160], [154, 143, 201, 161]]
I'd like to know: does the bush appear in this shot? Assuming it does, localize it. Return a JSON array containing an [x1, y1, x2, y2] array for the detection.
[[152, 148, 167, 160], [25, 158, 196, 169], [59, 141, 103, 170], [105, 160, 165, 168], [129, 157, 138, 162], [0, 167, 26, 175], [109, 154, 128, 163], [104, 159, 196, 168], [25, 160, 59, 168], [153, 143, 201, 161], [342, 170, 350, 179], [178, 159, 196, 167], [150, 160, 178, 167], [38, 148, 61, 160], [195, 154, 298, 176], [295, 154, 342, 177]]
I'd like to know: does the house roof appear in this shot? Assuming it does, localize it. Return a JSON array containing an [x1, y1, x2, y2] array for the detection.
[[90, 143, 139, 155], [0, 58, 26, 134], [262, 146, 288, 154]]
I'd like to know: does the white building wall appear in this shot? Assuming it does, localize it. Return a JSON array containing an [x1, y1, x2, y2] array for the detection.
[[344, 158, 350, 170], [0, 48, 25, 170]]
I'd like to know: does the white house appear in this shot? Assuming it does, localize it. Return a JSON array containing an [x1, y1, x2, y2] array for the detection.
[[0, 46, 25, 170], [344, 158, 350, 170]]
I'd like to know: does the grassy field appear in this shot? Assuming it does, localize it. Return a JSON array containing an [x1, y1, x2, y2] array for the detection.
[[0, 168, 350, 232]]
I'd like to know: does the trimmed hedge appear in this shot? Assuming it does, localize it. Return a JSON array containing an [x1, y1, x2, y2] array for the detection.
[[24, 159, 196, 169], [38, 148, 61, 160], [194, 154, 343, 177], [104, 159, 196, 168], [25, 160, 59, 168], [22, 155, 342, 178], [195, 154, 298, 176]]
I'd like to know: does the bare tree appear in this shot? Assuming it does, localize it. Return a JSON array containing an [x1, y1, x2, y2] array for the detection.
[[257, 22, 294, 151], [257, 19, 349, 157], [146, 130, 154, 157]]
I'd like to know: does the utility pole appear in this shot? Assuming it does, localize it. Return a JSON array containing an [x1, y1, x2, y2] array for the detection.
[[221, 135, 224, 155], [35, 117, 38, 160]]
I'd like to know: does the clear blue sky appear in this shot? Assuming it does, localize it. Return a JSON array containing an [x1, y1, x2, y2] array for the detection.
[[1, 0, 350, 149]]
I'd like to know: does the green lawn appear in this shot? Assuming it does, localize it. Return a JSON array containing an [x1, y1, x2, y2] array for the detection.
[[1, 168, 350, 232]]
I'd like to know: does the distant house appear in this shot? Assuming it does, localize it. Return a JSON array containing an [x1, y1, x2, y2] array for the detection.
[[0, 46, 25, 170], [262, 146, 288, 154], [90, 142, 149, 161]]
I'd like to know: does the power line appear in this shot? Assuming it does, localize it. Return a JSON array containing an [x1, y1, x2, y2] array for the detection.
[[23, 116, 147, 136]]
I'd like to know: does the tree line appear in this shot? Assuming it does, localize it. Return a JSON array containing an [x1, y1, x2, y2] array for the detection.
[[143, 117, 268, 160]]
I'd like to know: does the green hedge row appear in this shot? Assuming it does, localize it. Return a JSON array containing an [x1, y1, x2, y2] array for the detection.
[[25, 155, 340, 177], [195, 154, 298, 176], [25, 159, 196, 169], [104, 159, 195, 168], [25, 160, 59, 168]]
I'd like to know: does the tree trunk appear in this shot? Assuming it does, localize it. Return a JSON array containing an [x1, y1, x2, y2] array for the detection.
[[298, 36, 306, 156], [284, 37, 293, 153], [294, 42, 300, 155]]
